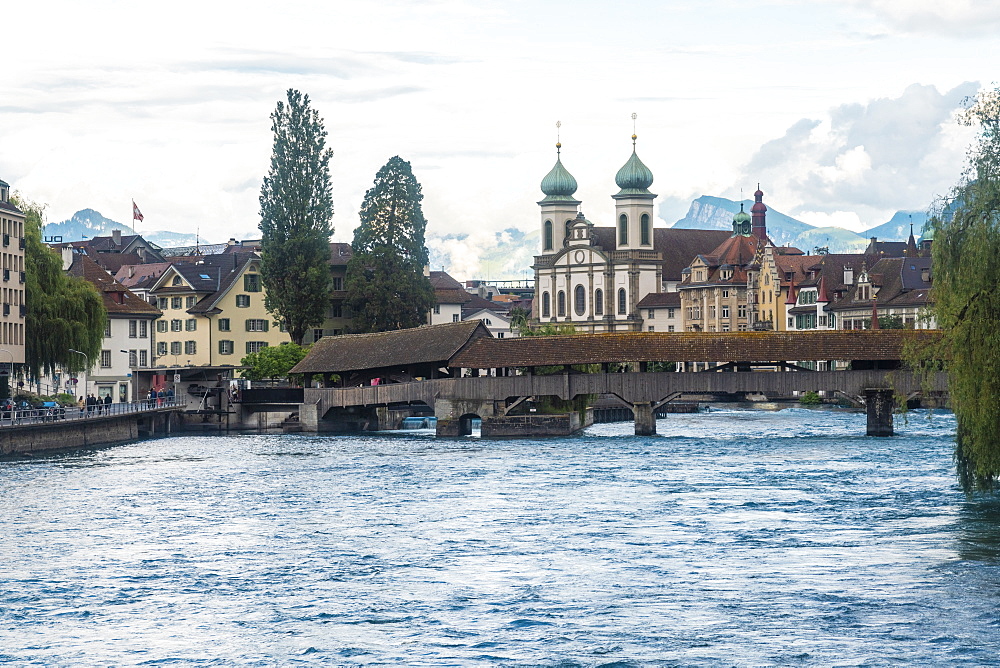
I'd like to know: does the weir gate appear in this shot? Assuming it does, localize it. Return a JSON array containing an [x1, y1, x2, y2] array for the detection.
[[289, 326, 947, 438]]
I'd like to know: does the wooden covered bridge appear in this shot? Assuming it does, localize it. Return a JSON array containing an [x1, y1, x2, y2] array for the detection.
[[290, 322, 946, 437]]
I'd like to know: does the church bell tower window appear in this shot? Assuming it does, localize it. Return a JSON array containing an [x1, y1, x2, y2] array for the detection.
[[543, 220, 553, 251], [619, 214, 628, 245], [618, 288, 627, 315], [640, 213, 650, 246]]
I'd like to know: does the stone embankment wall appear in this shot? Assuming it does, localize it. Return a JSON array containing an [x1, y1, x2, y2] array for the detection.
[[0, 412, 178, 455]]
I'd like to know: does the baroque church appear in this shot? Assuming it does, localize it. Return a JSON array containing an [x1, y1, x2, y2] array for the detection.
[[531, 134, 743, 333]]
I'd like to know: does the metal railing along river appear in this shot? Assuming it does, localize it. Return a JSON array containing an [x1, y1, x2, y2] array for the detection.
[[0, 398, 183, 427]]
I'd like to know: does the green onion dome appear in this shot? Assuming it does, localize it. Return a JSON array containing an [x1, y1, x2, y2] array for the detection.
[[614, 136, 654, 196], [540, 143, 579, 201]]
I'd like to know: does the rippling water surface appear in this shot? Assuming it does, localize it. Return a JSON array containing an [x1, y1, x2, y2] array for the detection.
[[2, 407, 999, 665]]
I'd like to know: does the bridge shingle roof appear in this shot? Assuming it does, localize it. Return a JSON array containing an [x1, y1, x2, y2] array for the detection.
[[450, 330, 941, 367], [291, 320, 491, 375]]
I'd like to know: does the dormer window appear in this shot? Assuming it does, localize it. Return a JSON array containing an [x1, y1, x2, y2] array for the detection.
[[172, 276, 183, 286]]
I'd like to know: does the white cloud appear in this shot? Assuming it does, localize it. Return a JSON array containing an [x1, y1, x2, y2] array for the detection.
[[741, 82, 979, 228], [848, 0, 1000, 36]]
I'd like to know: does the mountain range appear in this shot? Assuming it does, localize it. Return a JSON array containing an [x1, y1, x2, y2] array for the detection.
[[46, 198, 930, 279]]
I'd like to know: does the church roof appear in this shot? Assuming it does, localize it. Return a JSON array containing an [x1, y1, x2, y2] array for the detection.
[[539, 146, 579, 203]]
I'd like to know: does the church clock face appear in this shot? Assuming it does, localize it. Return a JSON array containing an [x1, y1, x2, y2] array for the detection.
[[574, 250, 586, 264]]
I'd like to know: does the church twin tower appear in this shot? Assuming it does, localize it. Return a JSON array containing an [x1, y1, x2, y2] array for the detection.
[[538, 134, 656, 255]]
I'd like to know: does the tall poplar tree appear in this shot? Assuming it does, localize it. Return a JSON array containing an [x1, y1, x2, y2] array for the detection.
[[927, 86, 1000, 491], [16, 197, 105, 382], [345, 156, 435, 332], [259, 88, 334, 345]]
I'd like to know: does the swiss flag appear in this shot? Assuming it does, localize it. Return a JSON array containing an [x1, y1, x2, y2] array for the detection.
[[132, 200, 144, 222]]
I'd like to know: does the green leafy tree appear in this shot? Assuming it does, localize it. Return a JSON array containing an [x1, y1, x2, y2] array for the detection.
[[15, 197, 105, 382], [240, 342, 309, 383], [259, 88, 334, 345], [345, 156, 434, 332], [926, 86, 1000, 490]]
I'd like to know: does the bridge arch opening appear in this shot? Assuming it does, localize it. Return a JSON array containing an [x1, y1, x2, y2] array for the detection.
[[457, 413, 481, 436]]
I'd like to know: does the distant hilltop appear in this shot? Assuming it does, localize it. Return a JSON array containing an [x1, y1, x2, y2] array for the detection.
[[667, 196, 929, 254], [44, 209, 201, 248], [46, 197, 930, 280]]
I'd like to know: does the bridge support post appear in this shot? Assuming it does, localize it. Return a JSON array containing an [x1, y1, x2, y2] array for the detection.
[[865, 389, 894, 437], [634, 402, 656, 436], [300, 403, 318, 432]]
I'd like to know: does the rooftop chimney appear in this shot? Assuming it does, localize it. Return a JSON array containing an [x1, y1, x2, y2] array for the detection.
[[112, 229, 122, 246]]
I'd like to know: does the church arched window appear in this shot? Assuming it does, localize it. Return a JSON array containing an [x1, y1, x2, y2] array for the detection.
[[542, 292, 550, 318], [640, 213, 650, 245], [618, 288, 627, 315], [557, 291, 566, 317], [619, 214, 628, 245], [594, 289, 604, 316], [543, 220, 553, 251], [574, 285, 586, 316]]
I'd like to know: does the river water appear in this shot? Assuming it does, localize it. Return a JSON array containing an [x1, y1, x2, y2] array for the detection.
[[2, 407, 998, 666]]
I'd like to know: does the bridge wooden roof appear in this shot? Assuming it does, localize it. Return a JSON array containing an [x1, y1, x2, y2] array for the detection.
[[291, 320, 491, 375], [450, 330, 942, 368]]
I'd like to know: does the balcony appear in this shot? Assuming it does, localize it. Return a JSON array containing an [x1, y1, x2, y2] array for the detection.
[[609, 250, 661, 262]]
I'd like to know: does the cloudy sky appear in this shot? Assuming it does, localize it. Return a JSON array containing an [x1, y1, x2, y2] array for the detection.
[[2, 0, 996, 263]]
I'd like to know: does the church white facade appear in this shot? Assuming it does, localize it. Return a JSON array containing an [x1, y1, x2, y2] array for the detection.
[[532, 136, 664, 333]]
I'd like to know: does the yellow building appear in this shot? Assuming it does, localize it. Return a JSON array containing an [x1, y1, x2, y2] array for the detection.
[[0, 179, 26, 367], [149, 253, 290, 369]]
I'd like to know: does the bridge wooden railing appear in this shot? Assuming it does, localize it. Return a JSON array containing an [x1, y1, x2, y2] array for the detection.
[[305, 370, 948, 418]]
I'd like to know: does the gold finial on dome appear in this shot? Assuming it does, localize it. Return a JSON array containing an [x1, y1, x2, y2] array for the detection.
[[631, 112, 638, 146], [556, 120, 562, 154]]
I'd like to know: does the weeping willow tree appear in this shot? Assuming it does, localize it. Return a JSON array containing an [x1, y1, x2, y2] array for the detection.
[[928, 86, 1000, 491], [14, 196, 105, 382]]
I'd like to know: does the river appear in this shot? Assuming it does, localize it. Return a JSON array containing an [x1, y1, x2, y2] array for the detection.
[[2, 406, 998, 665]]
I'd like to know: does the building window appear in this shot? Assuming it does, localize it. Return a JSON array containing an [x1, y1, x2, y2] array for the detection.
[[100, 350, 112, 367], [497, 332, 505, 339], [332, 277, 344, 291], [543, 220, 553, 251], [331, 305, 343, 318], [246, 341, 268, 354], [185, 319, 197, 331], [171, 296, 182, 309], [171, 319, 182, 332], [157, 341, 167, 356], [640, 213, 650, 245], [184, 340, 196, 355], [244, 273, 261, 292], [313, 329, 324, 342], [594, 289, 603, 316], [648, 326, 655, 332], [139, 320, 148, 338], [618, 214, 628, 245], [246, 319, 269, 332], [219, 318, 230, 331], [158, 297, 168, 310], [139, 350, 148, 367], [128, 350, 137, 367], [618, 288, 627, 315], [236, 294, 251, 308], [738, 304, 747, 318], [129, 320, 137, 338], [722, 325, 730, 332], [668, 325, 675, 332], [186, 296, 197, 308], [709, 305, 716, 318], [169, 341, 181, 356], [722, 305, 730, 318], [574, 285, 586, 316], [722, 289, 729, 298], [434, 305, 441, 314], [484, 318, 492, 326], [829, 313, 836, 328], [667, 307, 675, 319], [104, 320, 111, 337], [452, 313, 460, 322], [219, 340, 234, 355], [542, 292, 551, 318], [788, 317, 794, 328], [647, 309, 655, 319], [557, 291, 566, 317], [333, 329, 343, 336]]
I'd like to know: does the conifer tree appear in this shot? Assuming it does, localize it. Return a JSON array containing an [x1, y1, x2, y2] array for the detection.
[[345, 156, 435, 332], [16, 197, 105, 382], [927, 86, 1000, 491], [259, 89, 334, 345]]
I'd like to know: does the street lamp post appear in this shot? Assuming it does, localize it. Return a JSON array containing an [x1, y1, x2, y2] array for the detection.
[[68, 349, 89, 401]]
